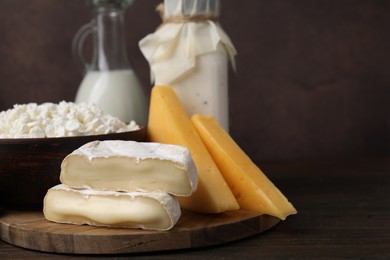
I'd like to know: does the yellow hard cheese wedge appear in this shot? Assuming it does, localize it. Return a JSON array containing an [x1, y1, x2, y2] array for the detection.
[[148, 86, 239, 214], [191, 115, 297, 220]]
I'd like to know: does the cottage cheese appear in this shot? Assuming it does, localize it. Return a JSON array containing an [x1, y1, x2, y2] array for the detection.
[[0, 101, 140, 138]]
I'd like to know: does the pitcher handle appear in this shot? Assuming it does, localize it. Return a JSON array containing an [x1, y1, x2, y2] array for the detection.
[[72, 21, 95, 72]]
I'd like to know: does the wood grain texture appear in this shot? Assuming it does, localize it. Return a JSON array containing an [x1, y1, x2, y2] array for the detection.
[[0, 158, 389, 258], [0, 209, 279, 254]]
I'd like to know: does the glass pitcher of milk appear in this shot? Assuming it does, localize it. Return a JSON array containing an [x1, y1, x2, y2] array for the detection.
[[73, 0, 148, 125]]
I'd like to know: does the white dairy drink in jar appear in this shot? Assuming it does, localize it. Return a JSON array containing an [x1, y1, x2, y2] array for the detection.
[[155, 50, 229, 130], [139, 0, 236, 132]]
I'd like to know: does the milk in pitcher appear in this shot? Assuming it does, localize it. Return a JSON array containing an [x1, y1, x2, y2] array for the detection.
[[76, 69, 147, 124]]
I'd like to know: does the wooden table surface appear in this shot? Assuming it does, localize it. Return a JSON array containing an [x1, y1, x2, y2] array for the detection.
[[1, 156, 389, 259]]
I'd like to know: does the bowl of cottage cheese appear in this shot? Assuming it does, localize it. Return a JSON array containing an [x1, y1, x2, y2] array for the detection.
[[0, 101, 146, 208]]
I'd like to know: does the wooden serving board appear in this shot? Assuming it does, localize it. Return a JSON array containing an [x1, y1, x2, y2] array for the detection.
[[0, 208, 279, 254]]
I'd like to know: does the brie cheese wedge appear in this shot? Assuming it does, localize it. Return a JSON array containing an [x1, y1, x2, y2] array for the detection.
[[60, 140, 198, 196], [43, 184, 181, 231]]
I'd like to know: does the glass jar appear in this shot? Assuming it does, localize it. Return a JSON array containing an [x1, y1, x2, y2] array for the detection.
[[139, 0, 236, 131]]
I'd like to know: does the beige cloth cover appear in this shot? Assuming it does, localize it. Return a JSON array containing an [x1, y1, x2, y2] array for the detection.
[[139, 0, 237, 84]]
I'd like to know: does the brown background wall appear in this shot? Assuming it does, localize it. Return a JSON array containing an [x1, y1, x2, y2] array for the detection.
[[0, 0, 388, 161]]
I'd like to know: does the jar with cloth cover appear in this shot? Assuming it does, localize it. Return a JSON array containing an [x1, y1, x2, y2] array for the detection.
[[139, 0, 236, 131]]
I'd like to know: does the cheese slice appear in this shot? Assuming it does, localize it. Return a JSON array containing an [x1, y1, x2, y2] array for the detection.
[[148, 86, 239, 213], [43, 184, 181, 231], [191, 115, 297, 220], [60, 140, 197, 196]]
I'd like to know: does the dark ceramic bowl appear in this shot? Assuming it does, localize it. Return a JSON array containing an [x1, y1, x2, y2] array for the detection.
[[0, 128, 147, 208]]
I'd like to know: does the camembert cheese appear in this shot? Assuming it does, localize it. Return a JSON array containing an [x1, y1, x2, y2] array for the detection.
[[148, 86, 239, 213], [60, 140, 198, 196], [43, 184, 181, 231], [192, 115, 297, 220]]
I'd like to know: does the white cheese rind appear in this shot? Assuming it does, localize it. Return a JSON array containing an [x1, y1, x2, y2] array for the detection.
[[60, 140, 198, 196], [43, 184, 181, 231]]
